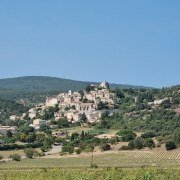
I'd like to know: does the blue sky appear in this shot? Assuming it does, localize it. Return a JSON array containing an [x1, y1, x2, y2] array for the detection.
[[0, 1, 179, 88]]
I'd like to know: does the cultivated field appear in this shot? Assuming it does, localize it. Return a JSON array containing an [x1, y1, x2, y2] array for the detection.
[[1, 150, 180, 169]]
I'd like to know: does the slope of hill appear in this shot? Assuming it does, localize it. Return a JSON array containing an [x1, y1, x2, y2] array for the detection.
[[0, 76, 151, 92], [0, 89, 59, 107], [0, 98, 28, 121]]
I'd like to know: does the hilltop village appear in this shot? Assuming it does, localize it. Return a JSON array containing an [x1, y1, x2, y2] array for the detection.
[[25, 81, 118, 129]]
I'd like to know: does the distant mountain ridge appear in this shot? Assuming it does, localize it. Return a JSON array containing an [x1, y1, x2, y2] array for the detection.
[[0, 76, 152, 92]]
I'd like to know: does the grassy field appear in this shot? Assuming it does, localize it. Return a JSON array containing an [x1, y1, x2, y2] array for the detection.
[[58, 126, 118, 135], [0, 168, 179, 180], [0, 151, 180, 179], [0, 149, 25, 159], [1, 151, 180, 169]]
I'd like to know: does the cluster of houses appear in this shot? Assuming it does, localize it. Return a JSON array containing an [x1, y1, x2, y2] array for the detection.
[[45, 81, 117, 123], [24, 81, 117, 129]]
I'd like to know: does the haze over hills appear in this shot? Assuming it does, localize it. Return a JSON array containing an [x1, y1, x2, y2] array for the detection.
[[0, 76, 152, 92]]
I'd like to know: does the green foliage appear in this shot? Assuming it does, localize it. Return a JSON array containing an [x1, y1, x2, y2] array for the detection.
[[62, 145, 74, 154], [0, 168, 180, 180], [6, 130, 13, 138], [128, 137, 145, 150], [0, 98, 28, 120], [57, 119, 69, 128], [10, 154, 21, 161], [141, 132, 156, 139], [19, 125, 35, 134], [173, 131, 180, 144], [0, 155, 3, 160], [114, 88, 125, 99], [97, 101, 109, 110], [41, 137, 54, 152], [75, 148, 82, 155], [81, 113, 87, 123], [116, 130, 137, 142], [39, 124, 50, 132], [0, 143, 43, 151], [101, 110, 110, 120], [144, 139, 155, 149], [100, 143, 111, 151], [24, 148, 34, 159], [165, 141, 177, 150]]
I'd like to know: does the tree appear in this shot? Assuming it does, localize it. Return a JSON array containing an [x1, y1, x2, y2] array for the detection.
[[133, 137, 144, 150], [116, 130, 137, 142], [100, 143, 111, 151], [19, 133, 28, 143], [173, 131, 180, 144], [141, 132, 156, 139], [6, 130, 13, 138], [24, 148, 34, 159], [80, 131, 85, 140], [36, 133, 46, 143], [86, 145, 95, 167], [161, 100, 172, 109], [41, 137, 54, 152], [71, 132, 79, 141], [57, 119, 69, 128], [20, 125, 35, 134], [62, 145, 74, 154], [81, 113, 87, 123], [115, 88, 125, 99], [85, 85, 91, 92], [39, 124, 50, 132], [145, 139, 155, 149], [128, 140, 135, 150], [165, 141, 176, 151], [26, 132, 36, 143], [97, 101, 108, 110], [101, 110, 109, 120]]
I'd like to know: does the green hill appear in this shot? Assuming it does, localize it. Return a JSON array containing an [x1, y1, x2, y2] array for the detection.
[[0, 76, 151, 92]]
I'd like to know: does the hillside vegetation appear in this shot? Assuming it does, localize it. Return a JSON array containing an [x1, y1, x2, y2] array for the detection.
[[0, 76, 152, 107], [0, 98, 28, 121], [0, 76, 151, 92], [0, 89, 59, 106]]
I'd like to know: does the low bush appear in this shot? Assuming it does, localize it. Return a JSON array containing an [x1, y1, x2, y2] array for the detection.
[[100, 143, 111, 151], [165, 141, 176, 150], [24, 148, 34, 159], [75, 148, 82, 155], [10, 154, 21, 161], [119, 145, 130, 151]]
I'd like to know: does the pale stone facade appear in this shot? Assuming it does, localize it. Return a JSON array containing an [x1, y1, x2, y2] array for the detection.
[[29, 119, 46, 130], [0, 125, 17, 133], [43, 81, 117, 123]]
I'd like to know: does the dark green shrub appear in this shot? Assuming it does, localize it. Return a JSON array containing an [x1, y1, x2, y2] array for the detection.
[[141, 132, 156, 139], [144, 139, 155, 149], [165, 141, 176, 150], [62, 145, 74, 154], [75, 148, 82, 155], [100, 143, 111, 151], [116, 130, 137, 142]]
